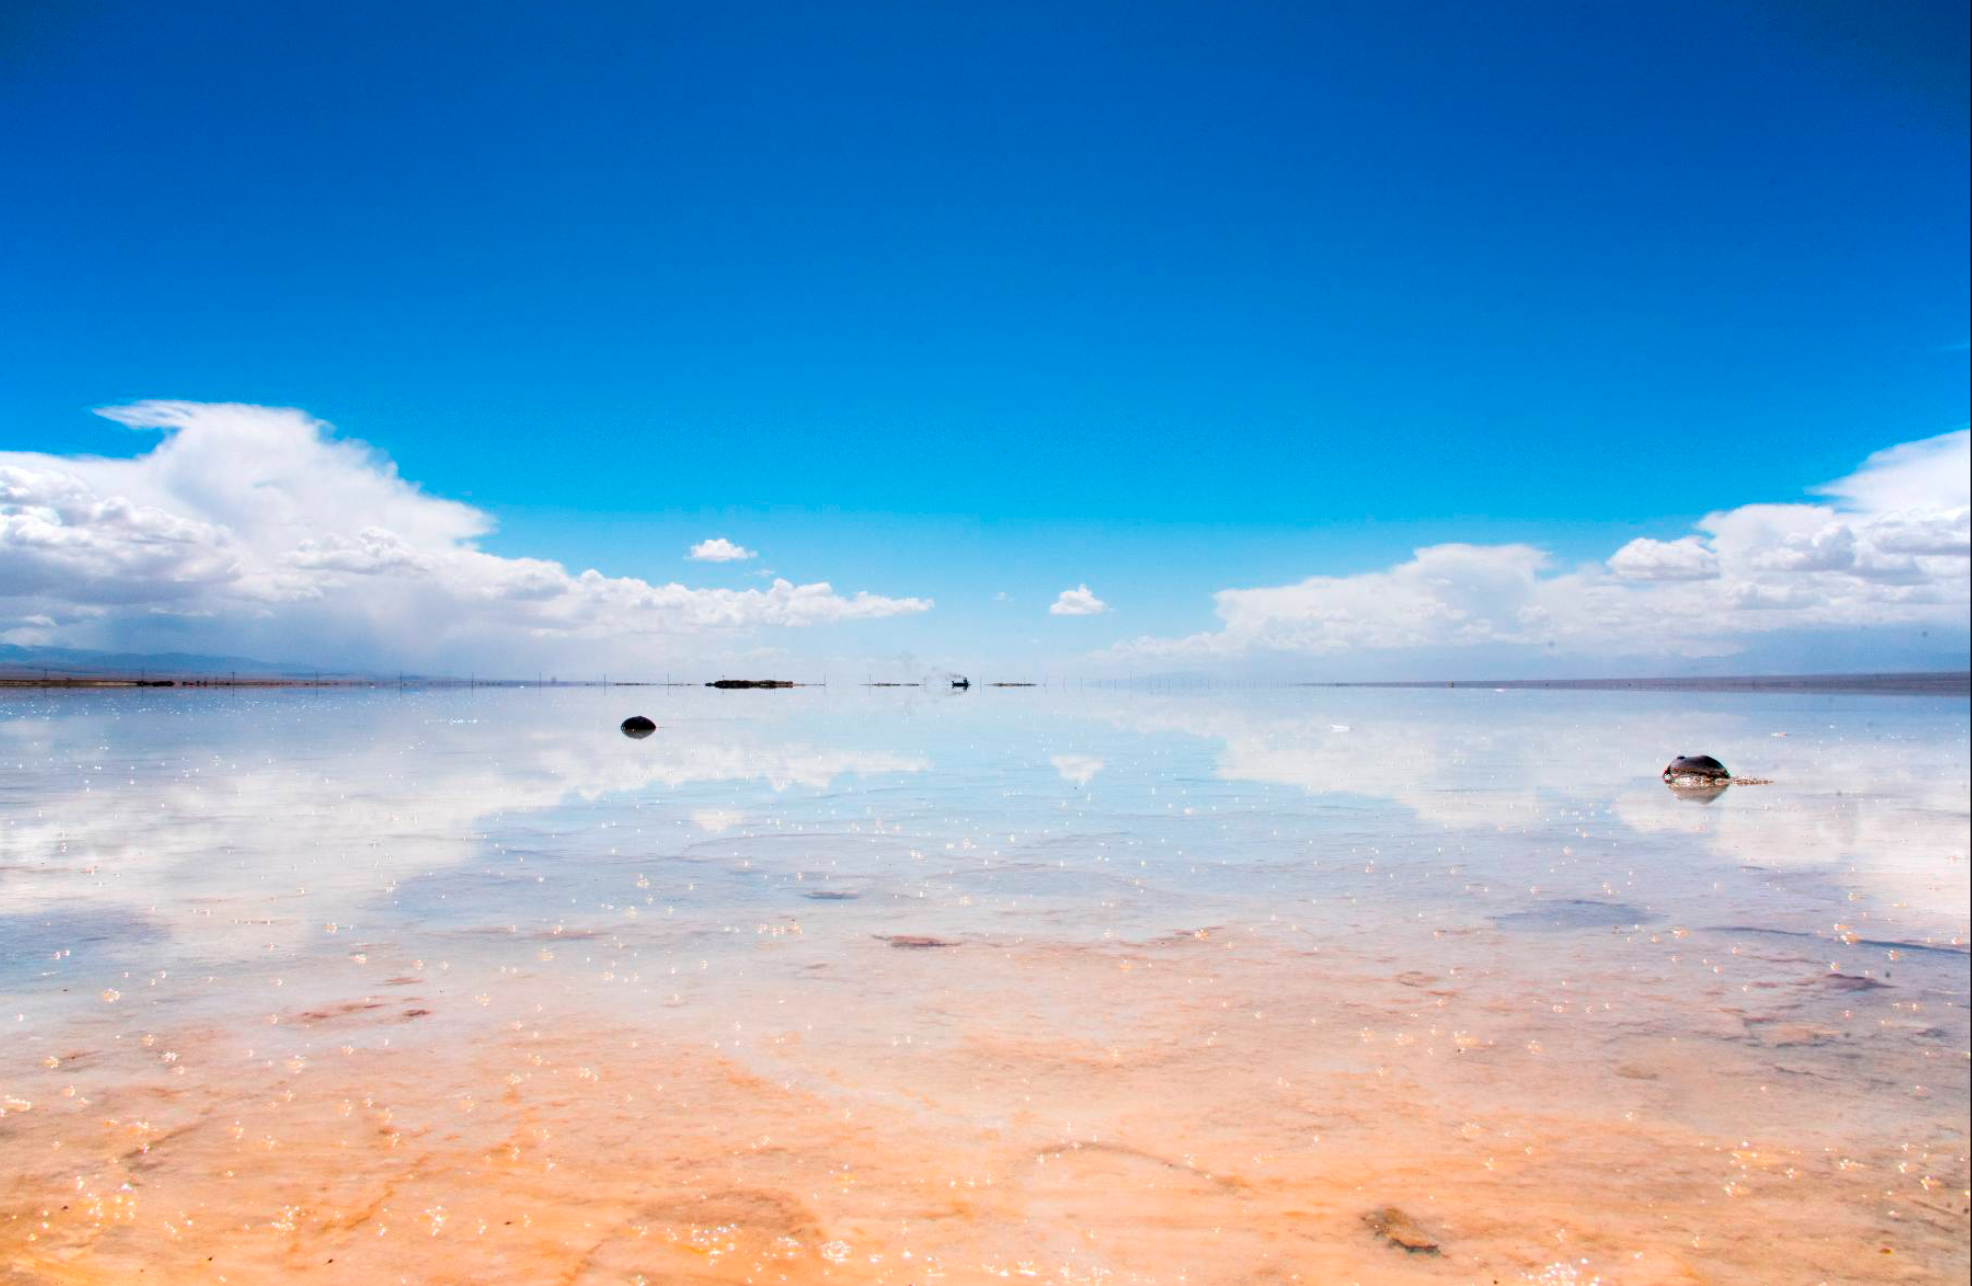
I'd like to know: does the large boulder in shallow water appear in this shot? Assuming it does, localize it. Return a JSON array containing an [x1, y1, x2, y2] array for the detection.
[[1662, 754, 1728, 780], [620, 715, 657, 739]]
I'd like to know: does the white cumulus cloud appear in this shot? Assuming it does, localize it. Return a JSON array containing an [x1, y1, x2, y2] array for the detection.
[[1108, 429, 1970, 665], [0, 402, 931, 669], [1049, 584, 1109, 616], [1607, 535, 1720, 581], [687, 536, 758, 562]]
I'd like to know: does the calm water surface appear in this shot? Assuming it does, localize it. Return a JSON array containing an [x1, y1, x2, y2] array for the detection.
[[1, 686, 1966, 1284]]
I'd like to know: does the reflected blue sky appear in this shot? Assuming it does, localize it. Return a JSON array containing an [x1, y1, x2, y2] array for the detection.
[[3, 686, 1963, 989]]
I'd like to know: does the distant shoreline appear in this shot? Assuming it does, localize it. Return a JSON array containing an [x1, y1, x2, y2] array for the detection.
[[0, 676, 701, 691], [1306, 672, 1971, 696], [2, 670, 1967, 696]]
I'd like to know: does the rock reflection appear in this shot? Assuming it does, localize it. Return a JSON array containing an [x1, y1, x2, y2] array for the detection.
[[1663, 776, 1730, 803]]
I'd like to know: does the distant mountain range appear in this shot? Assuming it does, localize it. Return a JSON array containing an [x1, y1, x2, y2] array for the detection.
[[0, 644, 351, 678]]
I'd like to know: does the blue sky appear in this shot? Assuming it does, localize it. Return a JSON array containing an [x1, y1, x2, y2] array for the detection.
[[1, 0, 1967, 676]]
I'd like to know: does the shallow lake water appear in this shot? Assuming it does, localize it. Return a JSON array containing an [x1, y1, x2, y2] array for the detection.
[[1, 684, 1966, 1284]]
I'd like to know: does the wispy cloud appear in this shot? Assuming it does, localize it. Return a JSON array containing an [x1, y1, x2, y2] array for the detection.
[[1107, 430, 1969, 664], [1049, 584, 1109, 616], [687, 536, 758, 562], [1, 402, 931, 668]]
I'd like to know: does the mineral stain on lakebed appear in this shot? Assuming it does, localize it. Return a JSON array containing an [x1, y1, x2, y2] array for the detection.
[[0, 684, 1965, 1284]]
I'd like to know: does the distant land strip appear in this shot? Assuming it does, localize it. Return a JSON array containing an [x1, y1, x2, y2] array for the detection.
[[4, 670, 1966, 696], [1307, 672, 1971, 696], [0, 673, 697, 690]]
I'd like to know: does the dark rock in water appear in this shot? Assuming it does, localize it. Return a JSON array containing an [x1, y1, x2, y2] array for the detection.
[[1663, 754, 1730, 780], [1362, 1207, 1440, 1255], [708, 679, 796, 689], [619, 715, 657, 738], [800, 889, 859, 901], [876, 934, 959, 949]]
